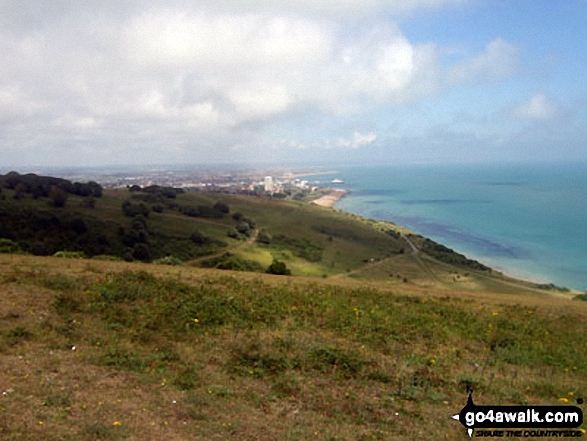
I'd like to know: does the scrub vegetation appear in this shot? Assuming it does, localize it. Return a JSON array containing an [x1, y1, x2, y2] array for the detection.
[[0, 255, 585, 440], [0, 173, 584, 439]]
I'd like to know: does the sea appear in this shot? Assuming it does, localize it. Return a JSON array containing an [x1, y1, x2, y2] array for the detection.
[[309, 163, 587, 292]]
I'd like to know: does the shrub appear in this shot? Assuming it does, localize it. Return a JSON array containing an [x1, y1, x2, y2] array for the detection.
[[53, 251, 86, 259], [257, 230, 272, 244], [0, 238, 21, 254], [153, 256, 183, 266], [213, 201, 230, 214], [49, 186, 68, 207], [267, 259, 291, 276], [190, 230, 211, 245], [227, 229, 241, 239], [122, 200, 150, 218], [236, 221, 251, 236], [271, 235, 323, 262], [132, 243, 151, 262]]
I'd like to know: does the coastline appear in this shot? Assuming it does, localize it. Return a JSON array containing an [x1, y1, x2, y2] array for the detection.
[[288, 170, 340, 179], [327, 190, 576, 291], [311, 188, 350, 207]]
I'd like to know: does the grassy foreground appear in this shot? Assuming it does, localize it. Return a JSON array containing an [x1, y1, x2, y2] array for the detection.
[[1, 255, 586, 440]]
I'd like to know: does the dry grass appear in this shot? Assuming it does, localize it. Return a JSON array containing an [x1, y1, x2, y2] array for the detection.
[[0, 255, 586, 440]]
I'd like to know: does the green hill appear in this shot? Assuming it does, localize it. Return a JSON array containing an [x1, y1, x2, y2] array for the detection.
[[0, 174, 570, 295], [1, 173, 585, 439], [0, 255, 586, 440]]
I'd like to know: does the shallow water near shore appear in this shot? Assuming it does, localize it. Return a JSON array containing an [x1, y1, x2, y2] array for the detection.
[[310, 163, 587, 291]]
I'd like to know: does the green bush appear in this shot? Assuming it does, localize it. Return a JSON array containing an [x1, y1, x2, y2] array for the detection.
[[153, 256, 183, 266], [271, 235, 323, 262], [267, 259, 291, 276], [257, 230, 272, 244], [190, 230, 211, 245], [200, 254, 264, 272], [0, 238, 21, 254], [53, 251, 86, 259]]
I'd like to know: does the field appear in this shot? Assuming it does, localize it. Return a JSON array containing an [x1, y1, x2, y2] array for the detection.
[[1, 180, 586, 440], [0, 254, 586, 440]]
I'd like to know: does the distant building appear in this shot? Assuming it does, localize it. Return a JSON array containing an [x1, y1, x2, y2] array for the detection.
[[264, 176, 273, 193]]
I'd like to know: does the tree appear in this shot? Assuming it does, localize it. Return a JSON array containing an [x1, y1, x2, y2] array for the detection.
[[213, 201, 230, 214], [49, 186, 68, 208], [132, 243, 151, 262], [257, 230, 272, 244], [122, 200, 150, 217], [190, 230, 210, 245], [236, 221, 251, 236], [267, 259, 291, 276]]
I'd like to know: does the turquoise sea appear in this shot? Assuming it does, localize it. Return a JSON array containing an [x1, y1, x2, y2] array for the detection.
[[313, 163, 587, 291]]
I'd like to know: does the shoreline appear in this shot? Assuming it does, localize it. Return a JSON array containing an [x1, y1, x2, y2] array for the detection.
[[311, 188, 350, 207], [287, 170, 340, 179], [325, 190, 578, 292]]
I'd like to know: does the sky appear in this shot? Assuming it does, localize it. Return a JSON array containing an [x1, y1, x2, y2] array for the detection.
[[1, 0, 586, 167]]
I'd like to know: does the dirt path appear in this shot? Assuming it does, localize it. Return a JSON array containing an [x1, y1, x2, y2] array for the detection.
[[401, 234, 419, 254], [400, 234, 444, 285], [188, 229, 259, 265]]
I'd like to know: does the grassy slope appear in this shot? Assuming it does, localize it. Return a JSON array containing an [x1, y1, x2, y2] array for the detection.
[[1, 255, 586, 440], [1, 187, 584, 440], [0, 188, 405, 273], [0, 187, 574, 296]]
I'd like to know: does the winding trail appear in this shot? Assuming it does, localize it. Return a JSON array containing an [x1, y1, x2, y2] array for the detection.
[[400, 234, 444, 285], [188, 229, 259, 265]]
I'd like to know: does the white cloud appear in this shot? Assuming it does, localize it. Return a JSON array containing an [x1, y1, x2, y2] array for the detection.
[[124, 12, 333, 68], [448, 38, 519, 83], [174, 0, 469, 18], [6, 0, 552, 166], [0, 5, 440, 153], [337, 131, 377, 148], [514, 94, 559, 120]]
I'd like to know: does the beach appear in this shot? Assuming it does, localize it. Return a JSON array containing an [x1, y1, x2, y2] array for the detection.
[[311, 188, 350, 207]]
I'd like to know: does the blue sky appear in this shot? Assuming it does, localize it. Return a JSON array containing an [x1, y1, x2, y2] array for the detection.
[[0, 0, 585, 167]]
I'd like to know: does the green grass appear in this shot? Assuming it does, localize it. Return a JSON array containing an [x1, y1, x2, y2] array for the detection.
[[0, 188, 408, 277], [2, 186, 567, 297], [1, 181, 585, 440], [0, 255, 585, 440]]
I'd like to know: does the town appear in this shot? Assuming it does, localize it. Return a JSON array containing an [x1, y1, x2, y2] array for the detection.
[[14, 165, 347, 201]]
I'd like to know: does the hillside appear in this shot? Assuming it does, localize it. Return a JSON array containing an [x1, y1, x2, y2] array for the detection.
[[1, 174, 585, 439], [0, 174, 571, 295], [0, 255, 586, 440]]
